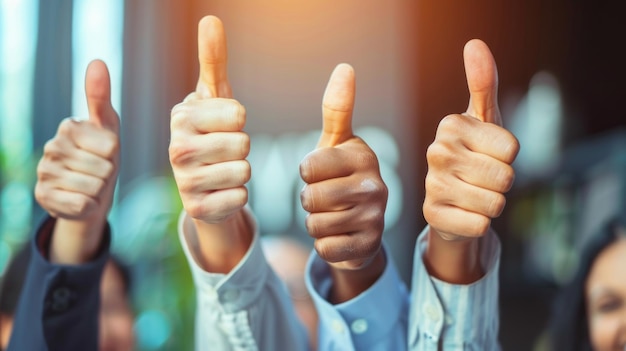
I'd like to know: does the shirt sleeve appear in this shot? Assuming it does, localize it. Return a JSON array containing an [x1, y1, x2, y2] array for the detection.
[[305, 245, 410, 351], [178, 207, 309, 351], [7, 216, 110, 351], [408, 226, 501, 351]]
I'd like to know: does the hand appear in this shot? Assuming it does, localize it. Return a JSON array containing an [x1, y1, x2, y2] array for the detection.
[[170, 15, 249, 225], [300, 64, 388, 302], [169, 16, 251, 273], [34, 60, 120, 263], [422, 39, 519, 283]]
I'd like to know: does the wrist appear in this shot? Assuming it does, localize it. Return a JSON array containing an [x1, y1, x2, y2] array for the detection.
[[329, 249, 385, 304], [49, 216, 108, 264], [187, 208, 253, 273], [425, 227, 483, 284]]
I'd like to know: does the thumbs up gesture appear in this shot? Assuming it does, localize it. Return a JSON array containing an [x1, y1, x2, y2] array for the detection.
[[169, 16, 252, 272], [300, 64, 388, 302], [422, 40, 519, 282], [170, 16, 249, 224], [34, 60, 120, 263]]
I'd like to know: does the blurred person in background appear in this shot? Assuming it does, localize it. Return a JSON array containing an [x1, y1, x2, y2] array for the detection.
[[548, 216, 626, 351], [6, 59, 123, 350], [262, 236, 318, 350], [0, 248, 134, 351]]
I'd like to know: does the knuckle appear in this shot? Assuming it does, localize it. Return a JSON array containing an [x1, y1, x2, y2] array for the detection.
[[426, 141, 456, 169], [299, 157, 314, 183], [471, 216, 491, 236], [176, 174, 197, 194], [100, 132, 119, 157], [168, 141, 195, 165], [424, 173, 446, 199], [362, 208, 385, 231], [233, 187, 248, 208], [498, 165, 516, 192], [70, 196, 92, 217], [505, 133, 521, 163], [42, 139, 56, 156], [239, 133, 251, 158], [185, 200, 206, 219], [355, 151, 378, 169], [300, 186, 315, 212], [305, 214, 319, 237], [34, 185, 48, 207], [101, 160, 116, 180], [238, 160, 252, 184], [313, 239, 334, 262], [359, 232, 383, 258], [422, 200, 440, 227], [488, 194, 507, 218], [57, 118, 75, 136], [170, 103, 190, 130], [233, 102, 246, 131], [438, 114, 464, 134], [90, 178, 107, 197]]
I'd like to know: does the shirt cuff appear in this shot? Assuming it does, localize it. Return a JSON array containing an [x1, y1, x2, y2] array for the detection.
[[305, 244, 409, 350], [177, 207, 270, 313], [409, 225, 501, 350]]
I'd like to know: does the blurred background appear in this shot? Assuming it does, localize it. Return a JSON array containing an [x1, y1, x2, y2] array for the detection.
[[0, 0, 625, 350]]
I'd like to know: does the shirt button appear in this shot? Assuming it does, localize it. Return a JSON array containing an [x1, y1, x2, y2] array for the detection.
[[445, 314, 454, 326], [351, 319, 368, 334], [423, 303, 441, 323], [221, 289, 240, 303], [52, 287, 71, 312], [202, 286, 218, 302], [331, 319, 345, 334]]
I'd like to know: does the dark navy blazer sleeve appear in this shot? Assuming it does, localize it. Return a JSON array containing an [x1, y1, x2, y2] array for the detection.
[[7, 216, 110, 351]]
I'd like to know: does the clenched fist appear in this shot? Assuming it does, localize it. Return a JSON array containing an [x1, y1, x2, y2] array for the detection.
[[423, 39, 519, 241], [34, 60, 120, 263], [300, 64, 388, 302], [169, 16, 250, 225]]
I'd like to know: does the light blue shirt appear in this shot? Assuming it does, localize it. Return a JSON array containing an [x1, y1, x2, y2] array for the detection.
[[179, 209, 309, 351], [181, 208, 500, 350], [306, 226, 501, 351]]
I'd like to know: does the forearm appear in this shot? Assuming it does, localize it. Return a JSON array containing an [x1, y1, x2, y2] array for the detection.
[[424, 227, 483, 284], [184, 208, 253, 274], [329, 249, 385, 304]]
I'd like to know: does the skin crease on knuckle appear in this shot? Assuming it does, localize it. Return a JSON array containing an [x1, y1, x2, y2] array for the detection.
[[168, 140, 196, 167], [487, 193, 506, 219], [299, 186, 315, 213], [232, 102, 246, 131], [426, 141, 458, 171], [170, 103, 192, 131], [43, 139, 64, 160], [305, 214, 321, 238], [471, 215, 491, 237]]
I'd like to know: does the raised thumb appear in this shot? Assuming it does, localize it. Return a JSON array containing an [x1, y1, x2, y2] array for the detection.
[[318, 63, 355, 148], [464, 39, 502, 126], [85, 60, 119, 133]]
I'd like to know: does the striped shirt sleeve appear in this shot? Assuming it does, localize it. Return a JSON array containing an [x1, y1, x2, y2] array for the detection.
[[408, 226, 501, 351]]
